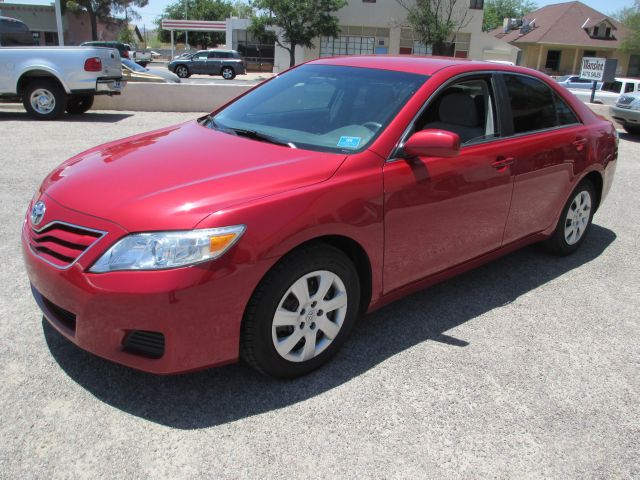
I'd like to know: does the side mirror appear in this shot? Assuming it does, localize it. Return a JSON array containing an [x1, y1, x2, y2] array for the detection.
[[403, 129, 461, 158]]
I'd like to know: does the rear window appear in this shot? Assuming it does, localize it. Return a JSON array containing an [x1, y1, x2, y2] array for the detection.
[[504, 74, 557, 134], [0, 18, 30, 33]]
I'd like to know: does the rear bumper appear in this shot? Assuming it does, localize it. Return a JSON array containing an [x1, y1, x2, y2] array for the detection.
[[609, 105, 640, 126]]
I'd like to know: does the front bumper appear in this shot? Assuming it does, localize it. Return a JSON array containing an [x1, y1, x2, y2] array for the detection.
[[22, 195, 257, 374], [609, 105, 640, 126]]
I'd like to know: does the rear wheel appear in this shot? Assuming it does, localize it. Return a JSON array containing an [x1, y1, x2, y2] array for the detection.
[[241, 244, 360, 378], [22, 79, 67, 120], [542, 180, 596, 256], [221, 66, 236, 80], [175, 65, 190, 78], [66, 95, 94, 114]]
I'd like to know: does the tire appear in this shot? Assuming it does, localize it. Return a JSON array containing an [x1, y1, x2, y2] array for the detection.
[[623, 124, 640, 135], [137, 62, 149, 68], [22, 79, 67, 120], [542, 179, 596, 256], [66, 95, 94, 114], [221, 66, 236, 80], [175, 65, 190, 78], [241, 244, 361, 378]]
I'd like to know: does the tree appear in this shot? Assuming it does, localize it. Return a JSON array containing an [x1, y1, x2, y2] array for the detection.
[[614, 0, 640, 52], [64, 0, 114, 40], [113, 0, 149, 26], [482, 0, 537, 32], [155, 0, 235, 48], [249, 0, 346, 68], [397, 0, 471, 56]]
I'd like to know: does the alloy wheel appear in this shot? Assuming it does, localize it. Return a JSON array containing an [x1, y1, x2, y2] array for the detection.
[[564, 190, 592, 245], [30, 89, 56, 115], [272, 270, 348, 362]]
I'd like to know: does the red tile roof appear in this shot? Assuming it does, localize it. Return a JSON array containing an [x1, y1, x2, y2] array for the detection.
[[489, 1, 630, 48]]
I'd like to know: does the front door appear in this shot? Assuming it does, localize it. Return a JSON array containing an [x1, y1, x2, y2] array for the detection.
[[383, 75, 514, 293]]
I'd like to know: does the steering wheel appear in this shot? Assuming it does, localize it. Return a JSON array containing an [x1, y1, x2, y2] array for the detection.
[[363, 122, 382, 132]]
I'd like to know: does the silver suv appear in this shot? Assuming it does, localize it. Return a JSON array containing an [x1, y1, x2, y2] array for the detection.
[[168, 49, 246, 80]]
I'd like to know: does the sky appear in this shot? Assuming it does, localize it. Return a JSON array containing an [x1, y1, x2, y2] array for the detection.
[[5, 0, 637, 31]]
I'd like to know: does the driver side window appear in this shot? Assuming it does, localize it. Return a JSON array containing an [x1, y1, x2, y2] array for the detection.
[[415, 77, 498, 145]]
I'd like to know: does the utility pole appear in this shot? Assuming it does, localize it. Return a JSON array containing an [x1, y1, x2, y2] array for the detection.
[[185, 0, 189, 50], [54, 0, 64, 46]]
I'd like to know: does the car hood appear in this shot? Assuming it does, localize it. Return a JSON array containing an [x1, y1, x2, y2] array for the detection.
[[41, 120, 347, 231]]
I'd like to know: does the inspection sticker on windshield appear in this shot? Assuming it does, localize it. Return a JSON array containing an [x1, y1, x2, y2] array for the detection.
[[337, 136, 361, 149]]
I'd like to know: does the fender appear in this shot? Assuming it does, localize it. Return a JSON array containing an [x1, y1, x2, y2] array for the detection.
[[15, 64, 70, 94]]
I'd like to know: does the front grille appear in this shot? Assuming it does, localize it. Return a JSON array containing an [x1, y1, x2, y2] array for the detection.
[[29, 222, 104, 268], [122, 331, 165, 359]]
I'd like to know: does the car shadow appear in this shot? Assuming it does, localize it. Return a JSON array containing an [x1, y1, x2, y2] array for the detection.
[[43, 224, 616, 429], [0, 110, 134, 123], [618, 132, 640, 143]]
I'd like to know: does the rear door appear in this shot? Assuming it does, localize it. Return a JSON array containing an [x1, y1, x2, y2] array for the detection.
[[207, 51, 223, 74], [499, 73, 589, 243]]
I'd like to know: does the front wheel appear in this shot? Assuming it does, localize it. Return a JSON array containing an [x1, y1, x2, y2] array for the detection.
[[241, 244, 361, 378], [623, 124, 640, 135], [221, 66, 236, 80], [66, 95, 94, 114], [175, 65, 190, 78], [542, 180, 596, 256]]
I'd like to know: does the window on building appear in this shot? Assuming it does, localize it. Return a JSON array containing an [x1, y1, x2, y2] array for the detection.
[[44, 31, 57, 46], [469, 0, 484, 9], [545, 50, 561, 71], [454, 33, 470, 58], [320, 36, 375, 56], [583, 50, 596, 58], [503, 74, 557, 134], [606, 27, 611, 37]]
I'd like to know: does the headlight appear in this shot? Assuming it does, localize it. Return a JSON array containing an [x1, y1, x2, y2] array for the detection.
[[90, 225, 245, 272], [631, 101, 640, 111]]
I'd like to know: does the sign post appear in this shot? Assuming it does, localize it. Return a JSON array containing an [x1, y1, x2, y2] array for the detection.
[[579, 57, 618, 103]]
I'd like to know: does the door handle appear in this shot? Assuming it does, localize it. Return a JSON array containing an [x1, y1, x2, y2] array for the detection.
[[573, 137, 588, 151], [492, 156, 515, 169]]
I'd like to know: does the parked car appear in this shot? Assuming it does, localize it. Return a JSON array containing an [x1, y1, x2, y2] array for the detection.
[[0, 46, 124, 119], [80, 41, 152, 67], [168, 49, 246, 79], [609, 92, 640, 134], [121, 58, 180, 83], [570, 77, 640, 105], [23, 57, 617, 377], [556, 75, 602, 89], [0, 16, 37, 46]]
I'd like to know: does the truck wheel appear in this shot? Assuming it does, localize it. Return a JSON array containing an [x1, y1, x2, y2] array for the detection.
[[66, 95, 94, 114], [221, 66, 236, 80], [22, 79, 67, 120]]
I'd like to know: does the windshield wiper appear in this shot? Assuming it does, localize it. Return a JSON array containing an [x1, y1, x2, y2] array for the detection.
[[202, 117, 296, 148], [226, 127, 297, 148]]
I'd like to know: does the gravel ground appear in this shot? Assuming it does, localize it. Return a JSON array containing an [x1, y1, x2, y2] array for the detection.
[[0, 108, 638, 479]]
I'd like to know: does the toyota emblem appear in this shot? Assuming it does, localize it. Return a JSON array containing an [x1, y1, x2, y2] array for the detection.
[[31, 200, 46, 226]]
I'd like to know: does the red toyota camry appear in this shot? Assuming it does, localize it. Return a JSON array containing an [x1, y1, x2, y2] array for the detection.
[[23, 56, 617, 378]]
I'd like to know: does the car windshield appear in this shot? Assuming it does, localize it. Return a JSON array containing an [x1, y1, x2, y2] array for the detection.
[[211, 64, 427, 153], [122, 58, 147, 72], [557, 75, 572, 82]]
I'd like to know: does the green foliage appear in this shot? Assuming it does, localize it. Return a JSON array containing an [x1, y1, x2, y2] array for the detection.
[[118, 26, 135, 43], [614, 0, 640, 52], [482, 0, 537, 32], [249, 0, 346, 67], [155, 0, 236, 48], [113, 0, 149, 24], [397, 0, 470, 55]]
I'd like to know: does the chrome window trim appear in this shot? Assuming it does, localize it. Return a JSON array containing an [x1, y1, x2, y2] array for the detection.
[[28, 220, 107, 271]]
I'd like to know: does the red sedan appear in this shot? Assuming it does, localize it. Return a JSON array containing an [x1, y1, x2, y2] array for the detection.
[[23, 56, 617, 378]]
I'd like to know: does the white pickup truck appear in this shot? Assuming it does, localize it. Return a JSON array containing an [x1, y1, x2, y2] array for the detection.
[[0, 46, 125, 119]]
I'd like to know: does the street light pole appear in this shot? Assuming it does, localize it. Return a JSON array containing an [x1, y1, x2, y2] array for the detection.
[[185, 0, 189, 50]]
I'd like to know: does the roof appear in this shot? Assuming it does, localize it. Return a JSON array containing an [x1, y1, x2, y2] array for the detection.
[[310, 55, 481, 76], [489, 1, 629, 48]]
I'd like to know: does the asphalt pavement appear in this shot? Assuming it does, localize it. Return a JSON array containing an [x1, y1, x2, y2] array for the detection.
[[0, 108, 637, 479]]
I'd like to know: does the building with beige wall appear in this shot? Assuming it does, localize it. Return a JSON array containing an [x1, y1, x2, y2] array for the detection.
[[490, 1, 640, 77], [274, 0, 519, 71]]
